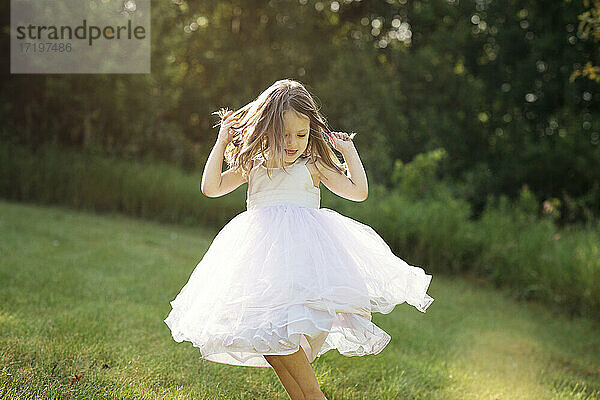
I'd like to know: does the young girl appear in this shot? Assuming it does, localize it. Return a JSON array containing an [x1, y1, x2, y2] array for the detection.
[[164, 79, 434, 400]]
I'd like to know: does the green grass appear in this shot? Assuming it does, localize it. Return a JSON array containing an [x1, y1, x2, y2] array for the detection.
[[1, 200, 599, 399]]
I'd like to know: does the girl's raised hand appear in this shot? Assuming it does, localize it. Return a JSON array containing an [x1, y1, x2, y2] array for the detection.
[[216, 109, 239, 146], [328, 131, 357, 153]]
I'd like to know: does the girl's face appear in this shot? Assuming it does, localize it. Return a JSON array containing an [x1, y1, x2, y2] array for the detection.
[[281, 109, 310, 164]]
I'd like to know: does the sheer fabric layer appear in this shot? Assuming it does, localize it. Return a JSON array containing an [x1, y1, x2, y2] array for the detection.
[[164, 204, 434, 367]]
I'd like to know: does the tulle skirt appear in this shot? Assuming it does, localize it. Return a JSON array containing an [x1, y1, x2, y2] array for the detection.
[[164, 204, 434, 367]]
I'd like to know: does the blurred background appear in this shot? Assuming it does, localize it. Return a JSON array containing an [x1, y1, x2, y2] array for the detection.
[[2, 0, 599, 314], [1, 1, 599, 398]]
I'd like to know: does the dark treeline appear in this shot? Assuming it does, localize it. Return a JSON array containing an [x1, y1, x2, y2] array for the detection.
[[1, 0, 598, 224]]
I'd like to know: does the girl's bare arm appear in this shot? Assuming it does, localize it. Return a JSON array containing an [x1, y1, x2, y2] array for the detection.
[[201, 111, 247, 197], [200, 141, 247, 198], [317, 134, 368, 202]]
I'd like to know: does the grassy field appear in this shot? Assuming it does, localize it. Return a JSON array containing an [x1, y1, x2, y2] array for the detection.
[[1, 199, 599, 399]]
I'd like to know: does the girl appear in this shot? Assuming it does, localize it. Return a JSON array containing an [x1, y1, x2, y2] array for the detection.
[[164, 79, 434, 400]]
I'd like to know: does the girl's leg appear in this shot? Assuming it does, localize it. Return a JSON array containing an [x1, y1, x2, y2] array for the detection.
[[267, 346, 327, 400], [264, 354, 305, 400]]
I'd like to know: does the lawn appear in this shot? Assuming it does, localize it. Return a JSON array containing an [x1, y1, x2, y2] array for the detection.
[[1, 199, 598, 399]]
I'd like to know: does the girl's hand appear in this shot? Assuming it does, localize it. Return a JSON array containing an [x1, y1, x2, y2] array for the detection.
[[216, 110, 239, 146], [328, 131, 357, 154]]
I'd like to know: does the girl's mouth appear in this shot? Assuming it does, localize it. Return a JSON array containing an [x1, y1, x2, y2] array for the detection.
[[285, 149, 297, 156]]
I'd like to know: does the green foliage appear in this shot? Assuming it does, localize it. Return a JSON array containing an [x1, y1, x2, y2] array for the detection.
[[391, 148, 448, 199], [317, 43, 398, 186], [473, 193, 600, 318], [517, 185, 539, 217], [1, 0, 598, 223], [0, 140, 246, 229], [570, 0, 600, 82]]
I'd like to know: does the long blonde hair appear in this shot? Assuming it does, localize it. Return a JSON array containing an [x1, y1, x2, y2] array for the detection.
[[213, 79, 354, 180]]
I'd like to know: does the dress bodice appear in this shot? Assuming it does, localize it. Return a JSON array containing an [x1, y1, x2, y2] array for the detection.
[[247, 156, 320, 210]]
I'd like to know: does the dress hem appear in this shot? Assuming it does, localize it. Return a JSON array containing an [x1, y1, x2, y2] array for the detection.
[[164, 308, 393, 368]]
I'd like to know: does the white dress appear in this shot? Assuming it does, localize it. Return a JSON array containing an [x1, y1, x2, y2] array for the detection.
[[164, 156, 434, 367]]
